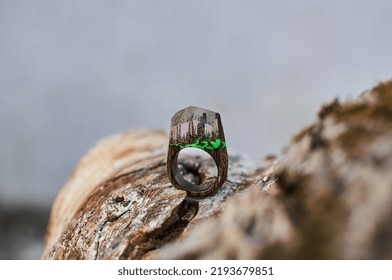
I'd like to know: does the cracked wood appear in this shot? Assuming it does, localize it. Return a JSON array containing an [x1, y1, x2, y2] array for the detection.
[[43, 80, 392, 259]]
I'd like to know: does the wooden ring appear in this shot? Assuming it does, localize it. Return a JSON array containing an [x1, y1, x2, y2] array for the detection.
[[166, 106, 228, 197]]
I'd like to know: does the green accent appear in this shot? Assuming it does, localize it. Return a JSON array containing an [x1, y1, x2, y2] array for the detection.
[[170, 138, 226, 150], [170, 143, 185, 149]]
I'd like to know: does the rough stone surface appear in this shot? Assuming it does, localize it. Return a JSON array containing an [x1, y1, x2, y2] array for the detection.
[[43, 80, 392, 259]]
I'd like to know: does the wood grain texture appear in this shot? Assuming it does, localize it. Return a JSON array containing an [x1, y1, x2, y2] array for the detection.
[[43, 81, 392, 259], [43, 130, 260, 259]]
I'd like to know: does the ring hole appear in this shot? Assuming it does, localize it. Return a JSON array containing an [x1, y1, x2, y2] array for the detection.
[[177, 148, 218, 187]]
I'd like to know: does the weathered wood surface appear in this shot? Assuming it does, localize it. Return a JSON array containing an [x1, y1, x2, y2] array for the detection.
[[43, 81, 392, 259]]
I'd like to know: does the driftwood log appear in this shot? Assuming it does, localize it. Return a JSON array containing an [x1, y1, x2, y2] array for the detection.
[[43, 81, 392, 259]]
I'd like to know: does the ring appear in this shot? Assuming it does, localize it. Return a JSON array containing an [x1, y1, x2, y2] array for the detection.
[[166, 106, 228, 197]]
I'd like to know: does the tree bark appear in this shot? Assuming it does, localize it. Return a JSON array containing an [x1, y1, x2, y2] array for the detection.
[[43, 81, 392, 259]]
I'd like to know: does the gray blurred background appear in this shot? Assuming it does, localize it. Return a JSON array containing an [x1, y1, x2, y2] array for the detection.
[[1, 0, 392, 259]]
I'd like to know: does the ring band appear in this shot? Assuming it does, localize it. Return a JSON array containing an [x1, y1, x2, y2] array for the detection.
[[166, 106, 228, 197]]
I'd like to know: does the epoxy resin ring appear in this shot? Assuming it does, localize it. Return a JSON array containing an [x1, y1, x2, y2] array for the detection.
[[166, 106, 228, 197]]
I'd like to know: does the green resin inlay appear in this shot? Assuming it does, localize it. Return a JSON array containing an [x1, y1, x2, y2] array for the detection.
[[170, 138, 226, 150]]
